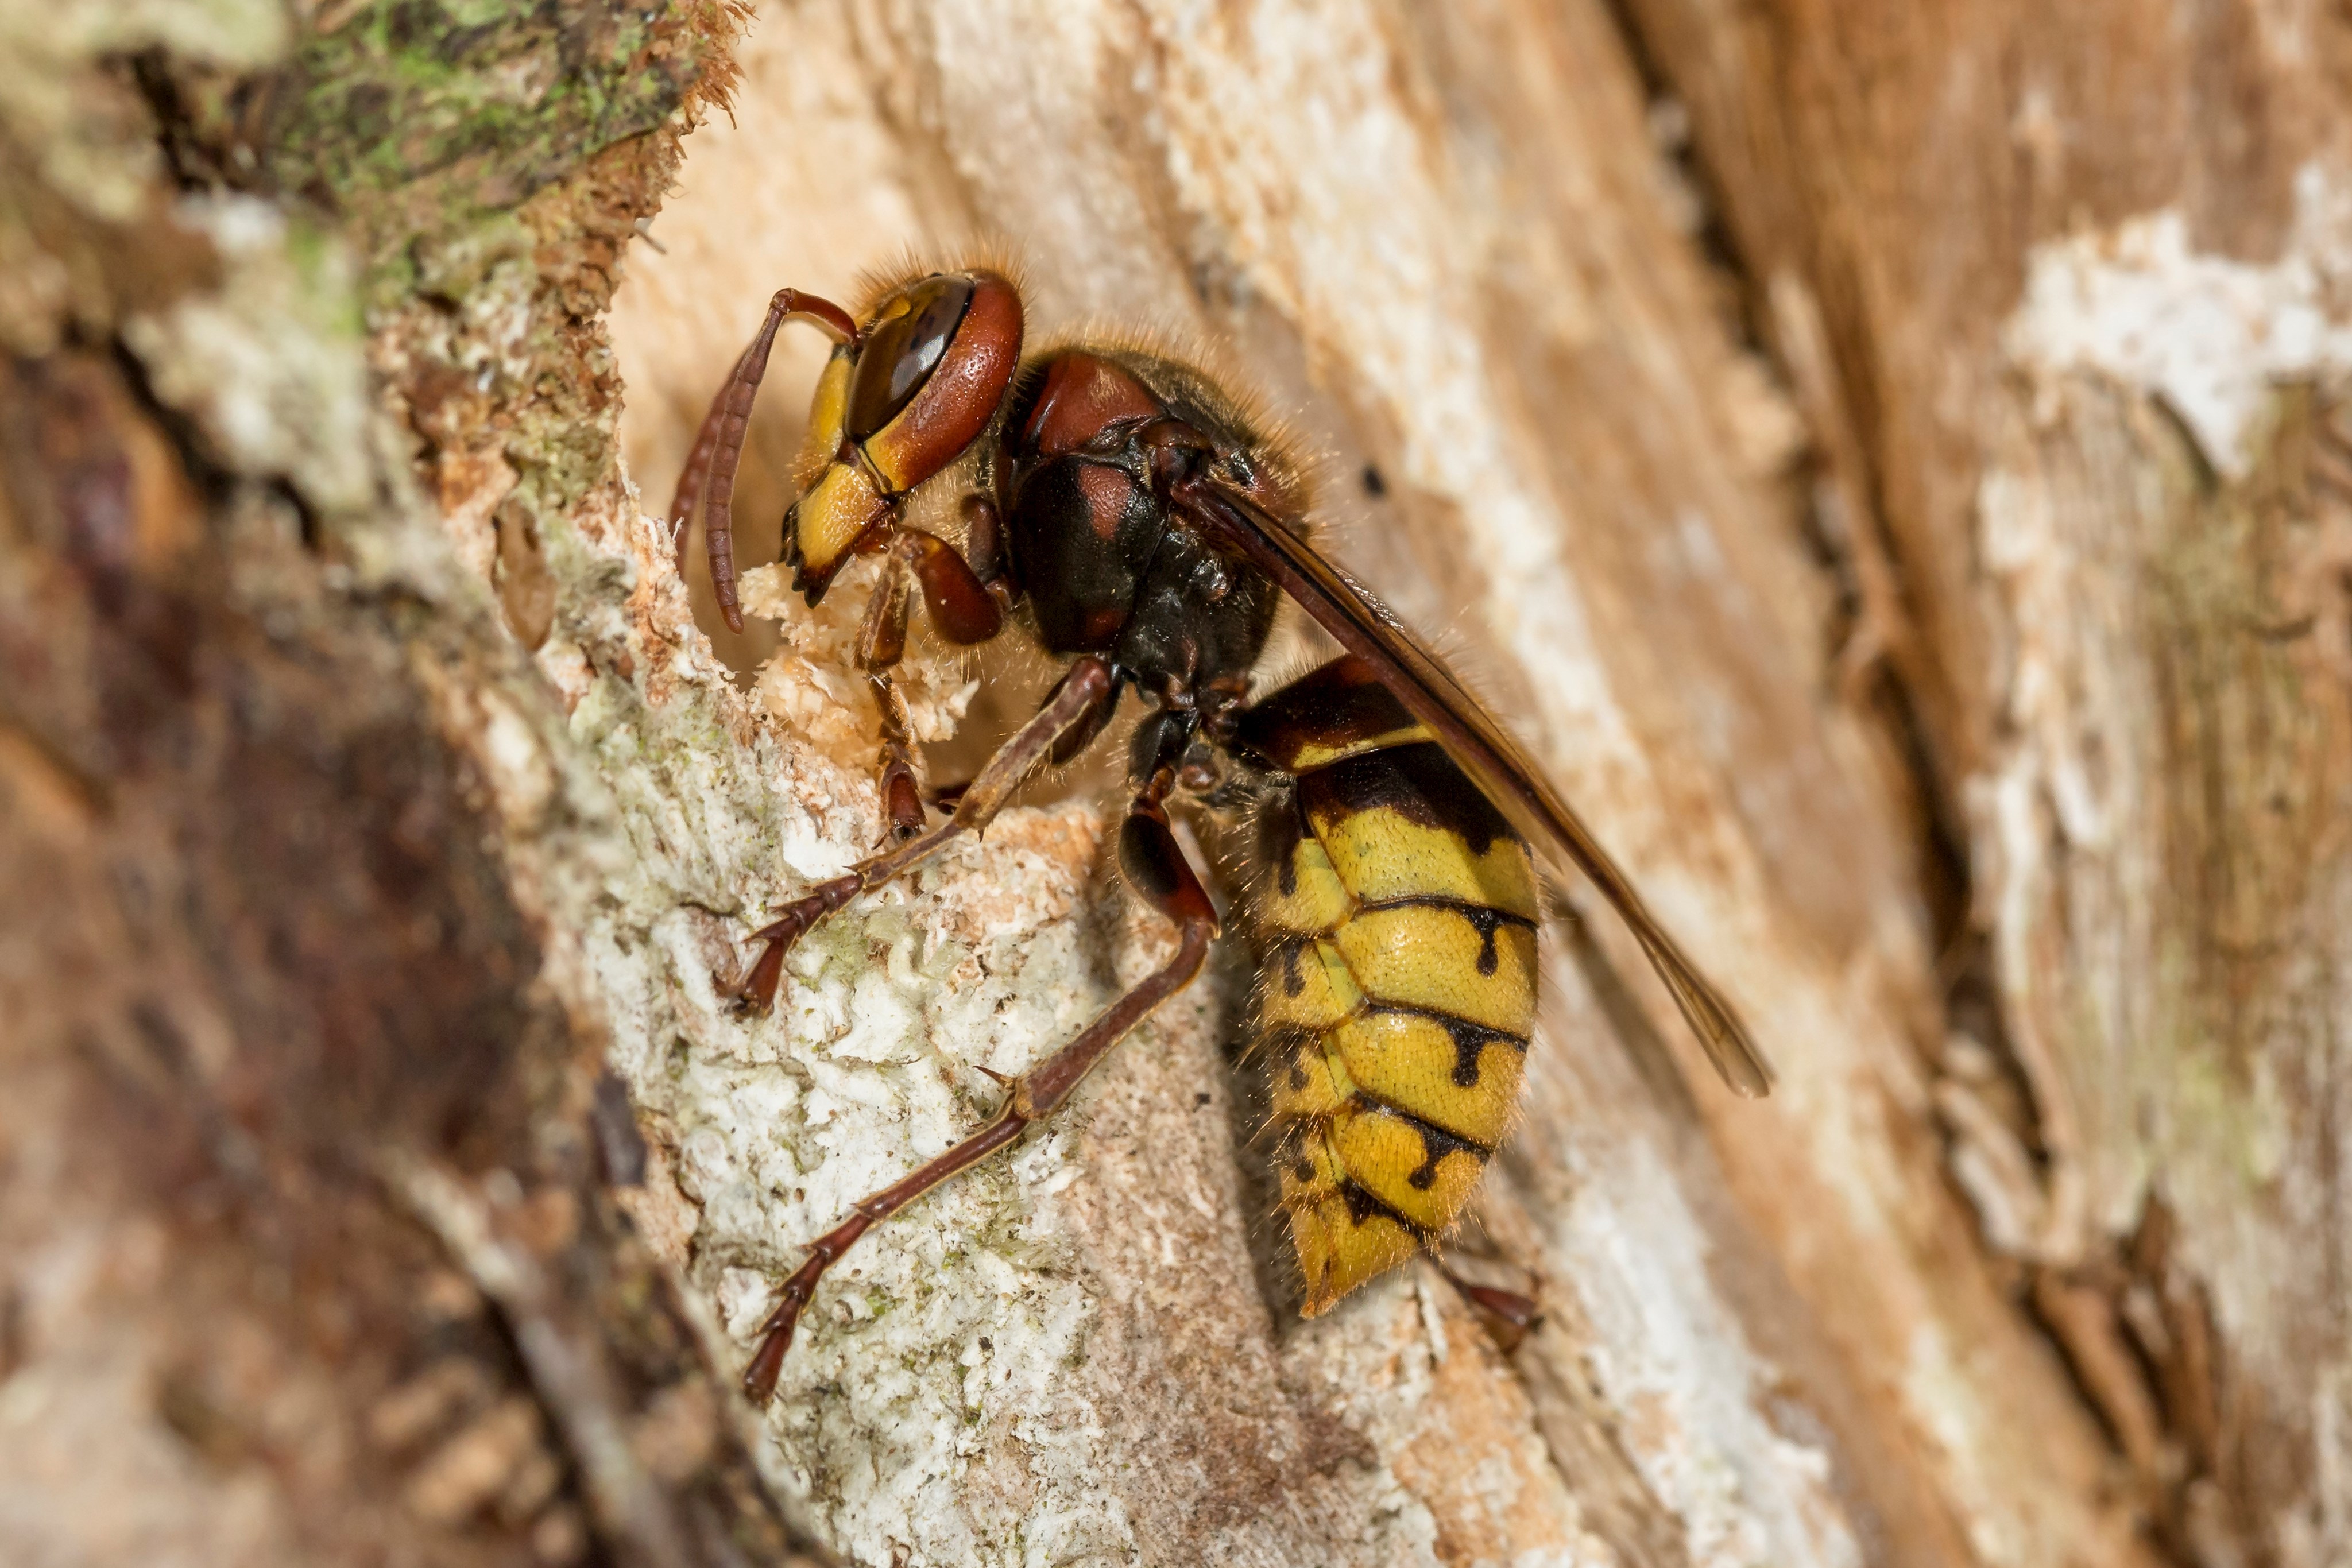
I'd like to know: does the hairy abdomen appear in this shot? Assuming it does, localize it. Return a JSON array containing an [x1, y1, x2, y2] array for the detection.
[[1250, 741, 1538, 1314]]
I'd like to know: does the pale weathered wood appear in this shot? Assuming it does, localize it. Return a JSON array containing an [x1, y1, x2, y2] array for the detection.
[[604, 3, 2185, 1562], [0, 6, 822, 1566], [1613, 2, 2352, 1562], [10, 0, 2347, 1563]]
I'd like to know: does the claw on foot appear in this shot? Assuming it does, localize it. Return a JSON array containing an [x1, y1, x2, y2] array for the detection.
[[883, 763, 928, 842], [721, 885, 844, 1013], [741, 1219, 881, 1403], [740, 1279, 814, 1403], [726, 930, 791, 1013]]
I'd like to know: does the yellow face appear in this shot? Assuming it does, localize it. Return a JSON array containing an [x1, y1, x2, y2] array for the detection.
[[784, 349, 886, 597], [782, 270, 1024, 603], [789, 459, 885, 593]]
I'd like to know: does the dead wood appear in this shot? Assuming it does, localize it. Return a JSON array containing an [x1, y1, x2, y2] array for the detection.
[[4, 3, 2347, 1566]]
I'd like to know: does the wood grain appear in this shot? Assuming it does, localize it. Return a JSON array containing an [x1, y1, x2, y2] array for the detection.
[[602, 2, 2210, 1561], [9, 0, 2345, 1561], [1616, 0, 2352, 1561]]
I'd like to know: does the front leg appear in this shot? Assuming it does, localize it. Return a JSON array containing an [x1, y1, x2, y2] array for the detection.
[[728, 656, 1120, 1011], [850, 545, 927, 842], [853, 523, 1009, 843]]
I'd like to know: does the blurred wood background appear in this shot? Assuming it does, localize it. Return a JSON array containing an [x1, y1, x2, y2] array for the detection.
[[4, 2, 2349, 1565]]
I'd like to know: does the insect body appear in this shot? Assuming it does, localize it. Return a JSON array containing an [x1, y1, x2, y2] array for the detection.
[[1236, 661, 1540, 1311], [668, 265, 1771, 1403]]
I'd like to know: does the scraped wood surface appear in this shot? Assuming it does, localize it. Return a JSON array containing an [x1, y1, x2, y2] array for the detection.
[[601, 3, 2214, 1562], [8, 0, 2349, 1563]]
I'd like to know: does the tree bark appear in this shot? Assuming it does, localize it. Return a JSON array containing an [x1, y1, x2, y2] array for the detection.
[[1606, 4, 2352, 1564], [1, 6, 823, 1566], [4, 2, 2347, 1567]]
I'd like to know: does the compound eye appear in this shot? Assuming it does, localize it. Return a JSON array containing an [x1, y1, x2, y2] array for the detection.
[[846, 275, 976, 443]]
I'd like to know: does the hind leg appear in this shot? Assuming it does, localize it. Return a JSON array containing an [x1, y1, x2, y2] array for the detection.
[[739, 758, 1217, 1400]]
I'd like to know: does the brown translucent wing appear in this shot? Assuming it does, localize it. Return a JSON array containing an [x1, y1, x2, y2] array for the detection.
[[1174, 475, 1773, 1098]]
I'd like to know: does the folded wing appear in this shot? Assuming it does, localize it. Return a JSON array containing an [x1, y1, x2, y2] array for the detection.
[[1171, 474, 1773, 1098]]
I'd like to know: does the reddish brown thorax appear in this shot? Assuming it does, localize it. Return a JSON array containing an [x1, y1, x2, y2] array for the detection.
[[1018, 352, 1163, 458], [1014, 354, 1175, 547]]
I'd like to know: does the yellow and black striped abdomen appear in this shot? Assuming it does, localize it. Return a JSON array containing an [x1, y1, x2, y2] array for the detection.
[[1250, 738, 1539, 1315]]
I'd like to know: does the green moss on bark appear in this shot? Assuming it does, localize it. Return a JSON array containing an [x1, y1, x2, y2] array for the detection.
[[265, 0, 708, 299]]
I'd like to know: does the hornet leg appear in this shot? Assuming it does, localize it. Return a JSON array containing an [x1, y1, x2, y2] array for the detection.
[[740, 759, 1217, 1401], [813, 516, 1013, 846], [1425, 1250, 1542, 1353], [857, 523, 1009, 842], [850, 545, 928, 843], [727, 656, 1119, 1011]]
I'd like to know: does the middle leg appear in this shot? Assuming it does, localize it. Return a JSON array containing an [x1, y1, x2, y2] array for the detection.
[[728, 655, 1119, 1011], [739, 760, 1219, 1401]]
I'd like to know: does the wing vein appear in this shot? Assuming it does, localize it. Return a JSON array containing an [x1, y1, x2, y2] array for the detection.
[[1174, 474, 1771, 1097]]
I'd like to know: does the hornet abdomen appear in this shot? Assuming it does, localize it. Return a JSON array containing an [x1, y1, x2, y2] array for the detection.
[[1236, 661, 1539, 1314]]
